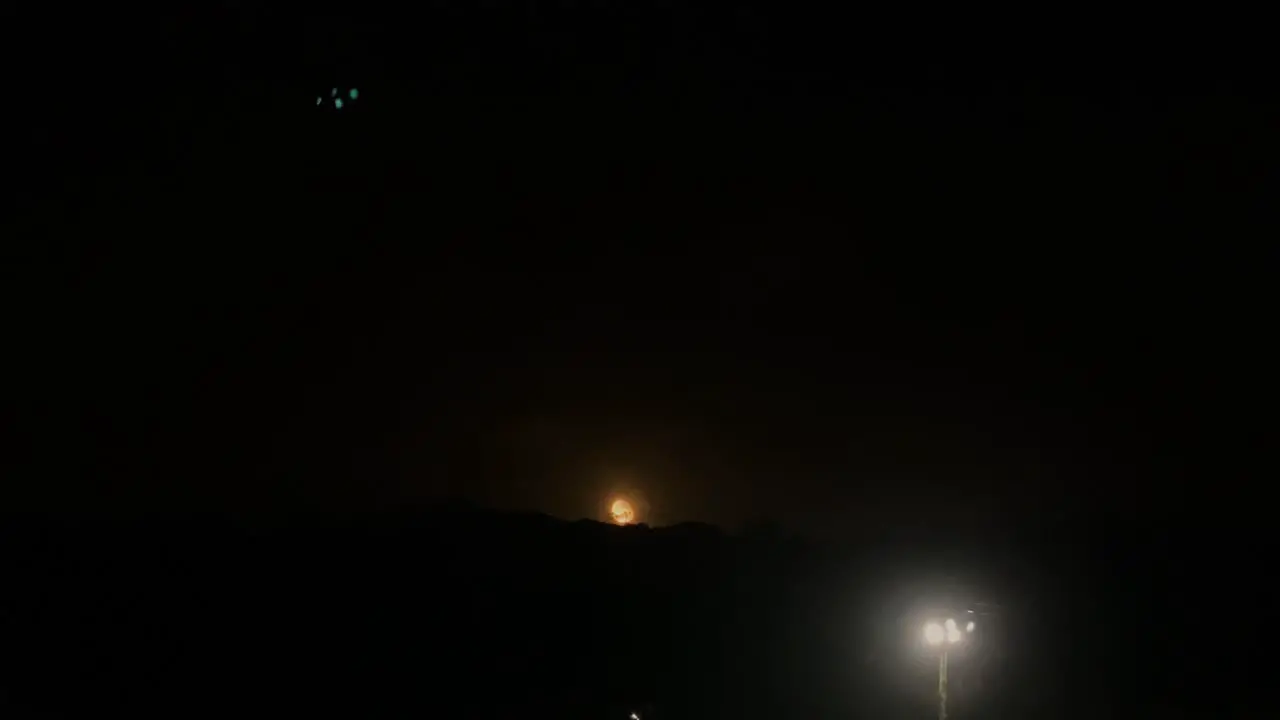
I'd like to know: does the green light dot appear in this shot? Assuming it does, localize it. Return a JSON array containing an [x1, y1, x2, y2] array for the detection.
[[331, 88, 338, 98], [334, 98, 344, 109], [349, 88, 359, 100], [316, 97, 322, 105]]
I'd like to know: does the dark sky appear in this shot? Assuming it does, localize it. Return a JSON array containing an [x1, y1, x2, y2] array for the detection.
[[5, 3, 1270, 533]]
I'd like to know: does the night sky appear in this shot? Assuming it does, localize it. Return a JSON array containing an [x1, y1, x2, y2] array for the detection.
[[6, 3, 1270, 533]]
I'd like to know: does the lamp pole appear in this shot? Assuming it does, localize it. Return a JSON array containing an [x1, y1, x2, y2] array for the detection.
[[937, 648, 948, 720], [924, 617, 970, 720]]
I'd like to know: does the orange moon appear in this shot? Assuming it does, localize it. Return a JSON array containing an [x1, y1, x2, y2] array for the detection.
[[609, 498, 636, 525]]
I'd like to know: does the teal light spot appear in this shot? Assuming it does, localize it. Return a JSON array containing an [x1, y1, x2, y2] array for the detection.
[[331, 88, 338, 98], [334, 98, 344, 109], [316, 97, 322, 105], [349, 88, 359, 100]]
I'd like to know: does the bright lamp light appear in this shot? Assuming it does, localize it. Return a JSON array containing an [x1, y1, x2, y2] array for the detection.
[[926, 618, 967, 646], [945, 618, 963, 643]]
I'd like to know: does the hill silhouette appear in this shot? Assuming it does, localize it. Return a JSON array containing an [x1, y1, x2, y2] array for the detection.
[[3, 507, 1260, 720]]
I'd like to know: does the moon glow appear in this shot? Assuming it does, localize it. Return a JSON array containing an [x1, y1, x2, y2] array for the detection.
[[609, 498, 636, 525]]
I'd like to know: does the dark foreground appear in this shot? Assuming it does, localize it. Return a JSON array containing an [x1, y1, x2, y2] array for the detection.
[[0, 508, 1264, 719]]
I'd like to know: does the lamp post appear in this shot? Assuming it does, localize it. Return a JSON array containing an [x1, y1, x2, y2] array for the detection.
[[923, 617, 971, 720]]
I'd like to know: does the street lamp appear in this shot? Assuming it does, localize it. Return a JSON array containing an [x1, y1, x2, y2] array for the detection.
[[923, 617, 972, 720]]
